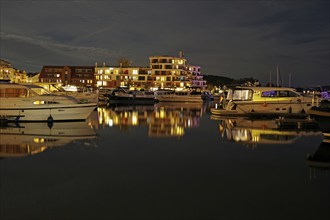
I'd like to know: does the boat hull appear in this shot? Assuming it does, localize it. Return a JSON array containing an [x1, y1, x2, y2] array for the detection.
[[156, 96, 203, 102], [107, 95, 156, 105], [0, 103, 97, 122], [211, 100, 313, 117]]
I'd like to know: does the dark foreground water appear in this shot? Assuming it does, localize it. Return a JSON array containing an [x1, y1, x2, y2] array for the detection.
[[1, 102, 329, 220]]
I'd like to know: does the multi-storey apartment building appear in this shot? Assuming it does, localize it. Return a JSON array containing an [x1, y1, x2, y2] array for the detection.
[[95, 51, 206, 90], [149, 51, 188, 89], [0, 59, 27, 83], [39, 66, 95, 88]]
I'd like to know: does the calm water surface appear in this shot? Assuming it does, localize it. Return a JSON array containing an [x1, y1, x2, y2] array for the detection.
[[1, 102, 329, 220]]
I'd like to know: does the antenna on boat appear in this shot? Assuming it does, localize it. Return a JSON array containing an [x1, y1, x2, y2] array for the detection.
[[269, 72, 272, 87]]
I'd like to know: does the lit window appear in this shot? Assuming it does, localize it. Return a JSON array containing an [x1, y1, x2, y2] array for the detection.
[[33, 100, 45, 105], [33, 138, 45, 143]]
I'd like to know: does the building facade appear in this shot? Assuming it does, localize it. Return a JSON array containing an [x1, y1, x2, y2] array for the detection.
[[0, 59, 27, 83], [95, 63, 153, 89], [39, 66, 95, 88], [95, 51, 206, 90], [5, 51, 206, 90], [186, 64, 206, 88]]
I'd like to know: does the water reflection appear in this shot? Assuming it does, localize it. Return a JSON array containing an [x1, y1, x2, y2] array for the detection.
[[305, 109, 330, 169], [96, 102, 206, 137], [216, 117, 323, 147], [306, 136, 330, 169], [0, 121, 97, 158]]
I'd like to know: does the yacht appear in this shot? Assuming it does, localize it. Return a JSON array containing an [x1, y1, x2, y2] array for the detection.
[[0, 81, 97, 122], [103, 87, 156, 105], [211, 86, 315, 117]]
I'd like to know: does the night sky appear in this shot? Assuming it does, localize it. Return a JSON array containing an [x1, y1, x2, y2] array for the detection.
[[1, 0, 329, 87]]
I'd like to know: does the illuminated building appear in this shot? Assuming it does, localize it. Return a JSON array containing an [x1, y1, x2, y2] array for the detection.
[[96, 51, 206, 90], [4, 51, 206, 90], [0, 59, 27, 83], [186, 64, 207, 88], [95, 62, 152, 89], [39, 65, 95, 88]]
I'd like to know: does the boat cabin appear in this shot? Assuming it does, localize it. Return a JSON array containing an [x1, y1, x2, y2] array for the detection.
[[231, 87, 302, 102]]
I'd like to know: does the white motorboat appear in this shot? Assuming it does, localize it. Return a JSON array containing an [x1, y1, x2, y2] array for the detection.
[[211, 86, 315, 117], [0, 81, 97, 122]]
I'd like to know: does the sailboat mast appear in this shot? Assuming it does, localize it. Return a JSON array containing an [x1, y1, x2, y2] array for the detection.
[[276, 65, 282, 87], [289, 73, 292, 88], [276, 66, 279, 87]]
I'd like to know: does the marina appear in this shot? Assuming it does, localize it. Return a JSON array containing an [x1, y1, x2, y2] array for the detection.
[[2, 1, 329, 218]]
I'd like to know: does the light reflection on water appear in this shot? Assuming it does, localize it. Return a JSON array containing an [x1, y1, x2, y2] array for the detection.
[[94, 102, 207, 137], [0, 121, 97, 158], [1, 102, 329, 220]]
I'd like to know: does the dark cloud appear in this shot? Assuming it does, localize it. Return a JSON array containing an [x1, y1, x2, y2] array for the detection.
[[1, 0, 329, 87]]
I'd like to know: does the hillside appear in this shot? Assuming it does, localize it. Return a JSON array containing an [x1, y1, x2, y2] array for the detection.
[[204, 75, 259, 88]]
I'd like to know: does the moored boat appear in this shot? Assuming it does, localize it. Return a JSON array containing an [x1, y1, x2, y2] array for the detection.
[[307, 100, 330, 118], [211, 86, 315, 117], [307, 100, 330, 133], [104, 87, 156, 105], [155, 90, 203, 102], [0, 81, 97, 122]]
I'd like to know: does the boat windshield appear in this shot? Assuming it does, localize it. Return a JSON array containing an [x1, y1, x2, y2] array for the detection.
[[232, 89, 253, 101], [27, 86, 51, 96]]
